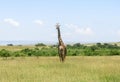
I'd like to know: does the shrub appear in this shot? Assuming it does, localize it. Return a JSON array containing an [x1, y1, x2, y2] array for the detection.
[[109, 49, 120, 55], [13, 51, 21, 57], [0, 49, 10, 59], [21, 48, 34, 56]]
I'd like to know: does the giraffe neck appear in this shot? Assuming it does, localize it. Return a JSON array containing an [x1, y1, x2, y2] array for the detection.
[[57, 27, 61, 38], [57, 27, 64, 45]]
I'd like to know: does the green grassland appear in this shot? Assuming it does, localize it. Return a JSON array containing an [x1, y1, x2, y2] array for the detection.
[[0, 56, 120, 82]]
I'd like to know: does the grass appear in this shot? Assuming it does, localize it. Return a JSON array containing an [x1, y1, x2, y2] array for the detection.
[[0, 56, 120, 82], [0, 45, 35, 51]]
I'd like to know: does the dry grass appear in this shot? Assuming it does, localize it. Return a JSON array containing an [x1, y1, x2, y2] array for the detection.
[[0, 46, 35, 51], [0, 56, 120, 82]]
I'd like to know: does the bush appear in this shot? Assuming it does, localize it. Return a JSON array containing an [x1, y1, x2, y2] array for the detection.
[[0, 49, 10, 59], [13, 51, 21, 57], [109, 49, 120, 55], [0, 42, 120, 58], [21, 48, 34, 56]]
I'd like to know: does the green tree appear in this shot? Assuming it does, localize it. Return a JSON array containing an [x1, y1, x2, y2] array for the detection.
[[35, 43, 46, 47], [96, 43, 102, 48], [73, 43, 81, 48]]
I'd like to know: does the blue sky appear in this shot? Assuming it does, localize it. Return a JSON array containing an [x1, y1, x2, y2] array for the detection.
[[0, 0, 120, 43]]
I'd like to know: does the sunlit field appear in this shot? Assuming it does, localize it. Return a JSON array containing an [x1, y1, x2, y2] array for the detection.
[[0, 56, 120, 82]]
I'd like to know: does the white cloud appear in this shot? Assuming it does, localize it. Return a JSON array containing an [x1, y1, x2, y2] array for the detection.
[[33, 20, 43, 25], [3, 18, 20, 27], [75, 27, 93, 35], [65, 24, 94, 35], [65, 24, 77, 29]]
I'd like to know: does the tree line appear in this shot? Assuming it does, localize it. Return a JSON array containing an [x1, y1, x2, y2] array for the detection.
[[0, 42, 120, 59]]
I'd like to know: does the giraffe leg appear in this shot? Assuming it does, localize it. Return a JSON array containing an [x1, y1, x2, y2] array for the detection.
[[61, 50, 65, 62], [60, 49, 65, 62], [59, 49, 62, 62], [63, 47, 67, 61]]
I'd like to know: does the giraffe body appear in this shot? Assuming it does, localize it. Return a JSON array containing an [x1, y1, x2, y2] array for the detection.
[[56, 23, 67, 62], [58, 44, 66, 62]]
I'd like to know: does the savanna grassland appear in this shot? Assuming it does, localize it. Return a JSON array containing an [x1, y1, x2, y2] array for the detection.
[[0, 43, 120, 82], [0, 56, 120, 82]]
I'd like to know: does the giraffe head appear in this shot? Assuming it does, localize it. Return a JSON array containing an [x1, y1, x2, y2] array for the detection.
[[56, 23, 60, 29]]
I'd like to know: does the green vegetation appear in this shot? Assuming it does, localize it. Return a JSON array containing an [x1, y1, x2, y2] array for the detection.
[[0, 43, 120, 82], [0, 42, 120, 58], [0, 49, 10, 59], [0, 56, 120, 82]]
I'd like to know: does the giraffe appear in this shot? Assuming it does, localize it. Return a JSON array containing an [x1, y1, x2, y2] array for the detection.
[[56, 23, 67, 62]]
